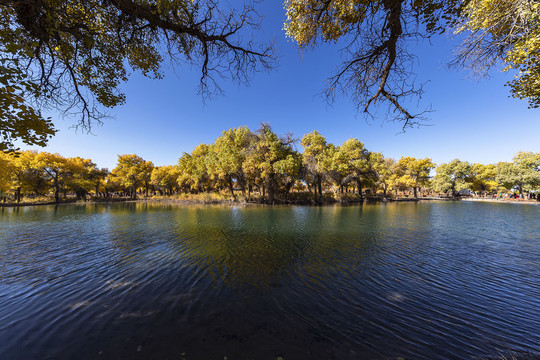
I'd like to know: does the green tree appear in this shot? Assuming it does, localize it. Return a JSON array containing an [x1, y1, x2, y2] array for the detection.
[[371, 153, 394, 196], [273, 149, 302, 199], [177, 144, 212, 193], [320, 143, 349, 194], [496, 152, 540, 194], [0, 0, 274, 150], [245, 125, 298, 203], [301, 131, 328, 200], [208, 127, 252, 199], [340, 138, 372, 199], [431, 159, 471, 197]]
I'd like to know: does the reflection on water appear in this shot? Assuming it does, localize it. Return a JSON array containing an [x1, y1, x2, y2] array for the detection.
[[0, 202, 539, 359]]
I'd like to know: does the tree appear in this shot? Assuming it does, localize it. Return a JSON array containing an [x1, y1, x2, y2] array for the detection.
[[301, 131, 328, 200], [431, 159, 471, 197], [513, 151, 540, 191], [0, 150, 15, 200], [244, 125, 298, 203], [111, 154, 151, 199], [284, 0, 539, 125], [177, 144, 212, 193], [455, 0, 540, 108], [0, 0, 275, 150], [397, 156, 435, 198], [340, 138, 372, 199], [469, 163, 498, 195], [34, 151, 72, 203], [370, 153, 394, 196], [151, 165, 180, 195], [65, 157, 100, 200], [0, 50, 56, 151], [284, 0, 464, 126], [208, 127, 252, 198], [320, 143, 349, 194], [7, 150, 46, 201], [273, 149, 302, 199], [88, 167, 110, 197], [496, 152, 540, 194]]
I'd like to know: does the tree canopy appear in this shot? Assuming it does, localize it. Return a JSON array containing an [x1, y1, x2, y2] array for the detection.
[[1, 128, 539, 204], [1, 0, 538, 151], [284, 0, 539, 125], [0, 0, 275, 151]]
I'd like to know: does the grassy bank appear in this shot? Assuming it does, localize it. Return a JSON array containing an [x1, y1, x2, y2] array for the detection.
[[3, 192, 537, 208]]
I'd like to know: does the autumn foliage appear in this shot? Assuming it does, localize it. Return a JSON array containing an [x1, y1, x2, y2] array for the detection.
[[0, 126, 539, 204]]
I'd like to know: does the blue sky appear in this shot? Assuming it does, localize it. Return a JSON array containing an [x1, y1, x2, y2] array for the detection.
[[22, 1, 540, 170]]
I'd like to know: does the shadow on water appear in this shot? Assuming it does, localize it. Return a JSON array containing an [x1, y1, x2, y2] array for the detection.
[[0, 202, 539, 359]]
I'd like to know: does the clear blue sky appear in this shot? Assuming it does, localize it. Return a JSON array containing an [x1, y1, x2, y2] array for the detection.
[[21, 1, 540, 170]]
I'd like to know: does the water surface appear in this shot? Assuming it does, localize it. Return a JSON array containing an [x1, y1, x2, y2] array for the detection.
[[1, 202, 539, 359]]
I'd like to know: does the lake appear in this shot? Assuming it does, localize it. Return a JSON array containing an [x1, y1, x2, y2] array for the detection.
[[0, 201, 539, 359]]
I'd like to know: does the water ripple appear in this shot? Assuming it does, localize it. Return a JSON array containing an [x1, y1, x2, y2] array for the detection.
[[0, 202, 539, 359]]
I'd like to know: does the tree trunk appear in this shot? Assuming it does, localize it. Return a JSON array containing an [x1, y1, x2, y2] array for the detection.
[[16, 187, 21, 203], [356, 179, 363, 200], [285, 182, 293, 199], [317, 176, 322, 201], [54, 177, 60, 203], [228, 178, 236, 199], [267, 176, 276, 204]]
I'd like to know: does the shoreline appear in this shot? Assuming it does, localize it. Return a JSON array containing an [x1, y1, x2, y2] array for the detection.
[[1, 195, 538, 208], [460, 197, 540, 205]]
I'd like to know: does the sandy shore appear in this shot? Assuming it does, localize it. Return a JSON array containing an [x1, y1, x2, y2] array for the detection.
[[460, 197, 540, 205]]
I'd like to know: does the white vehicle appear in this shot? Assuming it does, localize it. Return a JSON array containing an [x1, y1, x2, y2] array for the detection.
[[457, 189, 476, 197]]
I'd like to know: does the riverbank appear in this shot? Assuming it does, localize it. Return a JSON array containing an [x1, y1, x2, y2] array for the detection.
[[460, 197, 540, 205], [2, 194, 538, 207], [0, 194, 439, 207]]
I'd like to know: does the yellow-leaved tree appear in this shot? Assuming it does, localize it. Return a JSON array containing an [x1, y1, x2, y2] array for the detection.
[[456, 0, 540, 108], [284, 0, 539, 125], [458, 0, 540, 108], [0, 0, 275, 151], [111, 154, 154, 199]]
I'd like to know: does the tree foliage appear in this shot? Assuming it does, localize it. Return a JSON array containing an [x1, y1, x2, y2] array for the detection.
[[111, 154, 154, 199], [456, 0, 540, 108], [284, 0, 539, 126], [0, 0, 275, 150], [284, 0, 464, 126], [1, 128, 539, 203], [431, 159, 471, 197]]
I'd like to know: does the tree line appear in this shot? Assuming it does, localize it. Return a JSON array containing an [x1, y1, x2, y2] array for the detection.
[[1, 126, 539, 204]]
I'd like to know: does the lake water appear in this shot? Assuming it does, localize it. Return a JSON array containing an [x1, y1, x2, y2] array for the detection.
[[1, 202, 539, 360]]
